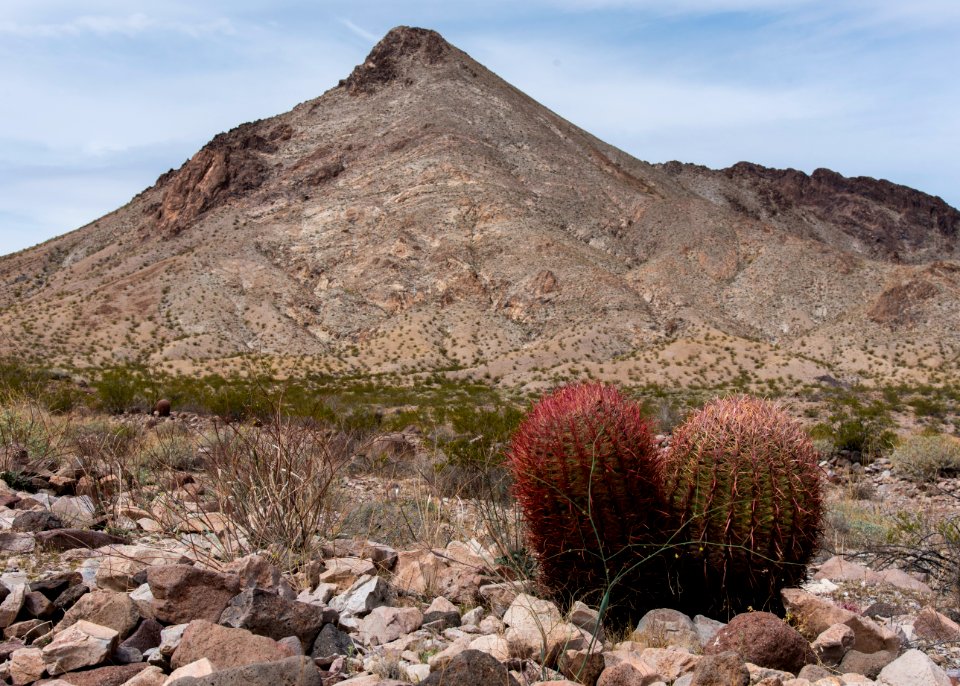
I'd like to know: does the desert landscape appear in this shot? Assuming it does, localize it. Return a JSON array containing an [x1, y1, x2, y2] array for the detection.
[[1, 23, 959, 686]]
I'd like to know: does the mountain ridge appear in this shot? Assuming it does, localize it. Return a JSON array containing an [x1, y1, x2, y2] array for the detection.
[[1, 25, 958, 389]]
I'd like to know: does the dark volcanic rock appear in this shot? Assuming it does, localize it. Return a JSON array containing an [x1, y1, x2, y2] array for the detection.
[[343, 26, 451, 95], [219, 588, 336, 648], [420, 649, 520, 686]]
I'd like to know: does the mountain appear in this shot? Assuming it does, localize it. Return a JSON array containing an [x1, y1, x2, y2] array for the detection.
[[2, 26, 958, 389]]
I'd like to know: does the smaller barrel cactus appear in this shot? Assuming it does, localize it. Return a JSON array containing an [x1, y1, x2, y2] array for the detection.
[[506, 383, 664, 608], [661, 395, 823, 617]]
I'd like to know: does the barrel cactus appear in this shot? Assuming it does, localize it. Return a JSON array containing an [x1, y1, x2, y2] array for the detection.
[[661, 395, 823, 617], [506, 383, 665, 608]]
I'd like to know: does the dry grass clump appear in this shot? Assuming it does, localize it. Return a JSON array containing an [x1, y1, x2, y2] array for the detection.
[[890, 433, 960, 482]]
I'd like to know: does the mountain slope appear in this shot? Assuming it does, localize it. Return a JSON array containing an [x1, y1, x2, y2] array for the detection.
[[1, 27, 958, 388]]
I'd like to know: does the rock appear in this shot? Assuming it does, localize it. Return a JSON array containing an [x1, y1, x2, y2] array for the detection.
[[56, 590, 140, 638], [874, 568, 932, 594], [468, 633, 511, 660], [420, 648, 520, 686], [640, 647, 700, 680], [296, 583, 337, 607], [122, 618, 164, 654], [838, 649, 898, 679], [558, 648, 606, 685], [0, 532, 36, 553], [328, 575, 389, 618], [913, 606, 960, 641], [170, 620, 292, 671], [119, 665, 166, 685], [705, 612, 814, 673], [165, 655, 324, 685], [781, 589, 853, 638], [358, 606, 423, 645], [311, 623, 354, 665], [597, 662, 661, 686], [4, 618, 51, 641], [12, 509, 64, 532], [58, 663, 148, 685], [322, 539, 399, 571], [797, 664, 832, 681], [876, 648, 952, 686], [9, 647, 44, 685], [147, 565, 240, 624], [50, 496, 96, 528], [462, 606, 484, 626], [219, 588, 336, 648], [811, 623, 854, 667], [478, 581, 525, 617], [423, 596, 461, 628], [632, 609, 701, 652], [0, 584, 26, 628], [158, 623, 189, 657], [392, 548, 484, 604], [569, 601, 602, 637], [29, 572, 82, 601], [42, 620, 119, 675], [689, 650, 749, 686], [54, 584, 88, 611], [24, 590, 55, 619], [781, 588, 899, 653], [693, 615, 725, 647], [814, 556, 875, 583], [35, 529, 127, 552], [166, 657, 215, 682], [224, 554, 296, 600], [317, 558, 377, 590], [99, 548, 192, 592]]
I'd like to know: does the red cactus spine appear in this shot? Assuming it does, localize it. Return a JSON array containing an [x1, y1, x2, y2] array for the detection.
[[506, 383, 664, 606], [662, 395, 824, 617]]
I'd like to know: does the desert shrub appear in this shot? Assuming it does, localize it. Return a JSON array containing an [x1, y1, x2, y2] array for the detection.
[[890, 433, 960, 482], [201, 414, 350, 567], [662, 395, 823, 617], [94, 367, 151, 414], [0, 397, 68, 476], [809, 393, 896, 460]]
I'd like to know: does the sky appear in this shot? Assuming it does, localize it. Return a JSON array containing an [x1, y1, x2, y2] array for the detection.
[[1, 0, 958, 257]]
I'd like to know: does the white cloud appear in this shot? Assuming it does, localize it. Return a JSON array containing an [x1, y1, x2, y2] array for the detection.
[[0, 12, 236, 39], [340, 18, 378, 43]]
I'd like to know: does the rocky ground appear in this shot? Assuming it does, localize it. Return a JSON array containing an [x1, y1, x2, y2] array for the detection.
[[0, 457, 958, 686]]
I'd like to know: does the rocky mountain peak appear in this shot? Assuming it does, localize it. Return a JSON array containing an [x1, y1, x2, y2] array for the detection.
[[341, 26, 453, 95]]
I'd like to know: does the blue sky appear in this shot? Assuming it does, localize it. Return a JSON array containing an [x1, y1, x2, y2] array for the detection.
[[1, 0, 958, 257]]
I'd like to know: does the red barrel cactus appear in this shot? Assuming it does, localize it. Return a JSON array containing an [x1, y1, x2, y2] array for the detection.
[[506, 383, 665, 607], [661, 395, 824, 617]]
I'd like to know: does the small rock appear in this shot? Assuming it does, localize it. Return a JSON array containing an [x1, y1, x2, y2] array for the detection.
[[811, 623, 854, 667], [705, 612, 814, 674], [24, 590, 55, 619], [423, 596, 461, 628], [11, 510, 63, 532], [55, 590, 140, 639], [913, 606, 960, 642], [147, 564, 240, 624], [224, 554, 296, 600], [597, 662, 660, 686], [170, 620, 292, 671], [558, 648, 606, 685], [317, 557, 377, 591], [118, 664, 166, 685], [689, 650, 749, 686], [838, 649, 898, 679], [9, 647, 44, 685], [42, 619, 119, 675], [0, 584, 26, 628], [35, 528, 127, 552], [50, 496, 96, 528], [166, 657, 216, 682], [420, 648, 520, 686], [162, 655, 323, 685], [632, 608, 701, 652], [122, 618, 164, 654], [311, 623, 355, 666], [0, 532, 36, 553], [359, 605, 423, 645], [219, 588, 336, 648], [693, 615, 725, 647], [877, 648, 951, 686], [58, 662, 148, 685], [328, 574, 389, 618]]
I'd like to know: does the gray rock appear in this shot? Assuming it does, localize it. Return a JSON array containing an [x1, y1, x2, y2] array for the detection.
[[165, 655, 323, 686], [311, 623, 354, 666], [219, 588, 336, 648], [420, 649, 520, 686], [328, 574, 389, 618]]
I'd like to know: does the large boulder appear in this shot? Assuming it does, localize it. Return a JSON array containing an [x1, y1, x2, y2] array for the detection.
[[631, 608, 701, 652], [358, 606, 423, 646], [877, 648, 952, 686], [704, 611, 814, 674]]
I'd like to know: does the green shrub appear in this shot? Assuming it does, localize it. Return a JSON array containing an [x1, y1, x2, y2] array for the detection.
[[890, 434, 960, 482]]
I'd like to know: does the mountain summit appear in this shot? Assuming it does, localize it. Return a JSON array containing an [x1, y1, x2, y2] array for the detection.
[[1, 26, 958, 387]]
